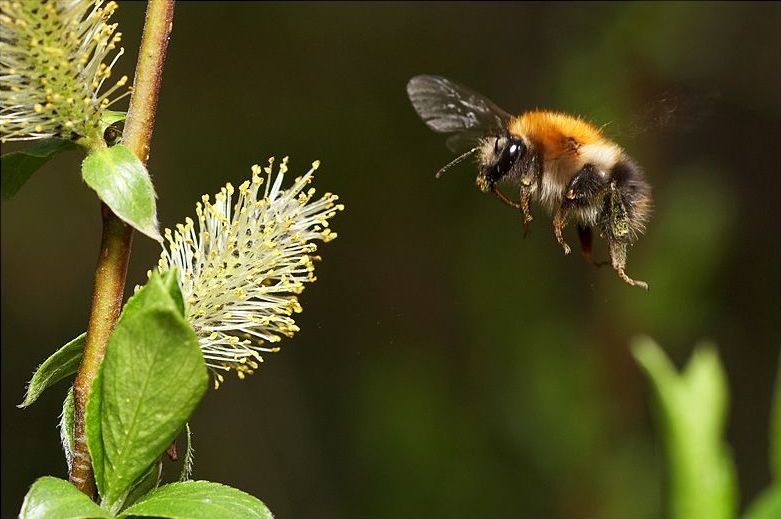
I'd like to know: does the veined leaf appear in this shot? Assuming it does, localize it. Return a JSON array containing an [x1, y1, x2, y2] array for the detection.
[[81, 144, 161, 241], [119, 480, 273, 519], [20, 333, 85, 408], [19, 476, 111, 519]]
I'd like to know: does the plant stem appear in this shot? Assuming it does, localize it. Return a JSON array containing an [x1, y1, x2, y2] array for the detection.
[[69, 0, 176, 499]]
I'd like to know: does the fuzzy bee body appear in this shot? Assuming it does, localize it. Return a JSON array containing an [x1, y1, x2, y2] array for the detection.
[[407, 75, 652, 289]]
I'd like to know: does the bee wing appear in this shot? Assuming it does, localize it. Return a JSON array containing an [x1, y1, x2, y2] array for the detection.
[[407, 75, 511, 134], [601, 85, 721, 141], [445, 130, 485, 153]]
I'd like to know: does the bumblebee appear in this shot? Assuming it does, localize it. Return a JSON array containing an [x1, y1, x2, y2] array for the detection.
[[407, 75, 652, 289]]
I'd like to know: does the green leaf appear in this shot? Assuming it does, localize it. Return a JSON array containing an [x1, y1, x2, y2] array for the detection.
[[85, 365, 106, 497], [60, 387, 76, 472], [743, 485, 781, 519], [119, 481, 273, 519], [178, 423, 194, 482], [19, 476, 111, 519], [121, 460, 162, 512], [81, 144, 161, 241], [1, 139, 76, 199], [160, 268, 185, 317], [100, 110, 127, 128], [99, 272, 207, 511], [632, 336, 737, 519], [20, 333, 85, 408]]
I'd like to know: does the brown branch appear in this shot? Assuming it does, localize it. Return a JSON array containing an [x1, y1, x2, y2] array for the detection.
[[69, 0, 176, 499]]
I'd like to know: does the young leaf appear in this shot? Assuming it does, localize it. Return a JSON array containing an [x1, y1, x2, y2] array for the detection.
[[178, 423, 194, 482], [118, 480, 273, 519], [60, 387, 75, 472], [632, 336, 737, 519], [99, 273, 207, 511], [100, 110, 127, 129], [19, 476, 111, 519], [19, 333, 85, 408], [160, 268, 185, 317], [85, 365, 106, 497], [81, 144, 161, 241], [1, 139, 77, 199], [120, 459, 163, 512], [87, 267, 186, 495]]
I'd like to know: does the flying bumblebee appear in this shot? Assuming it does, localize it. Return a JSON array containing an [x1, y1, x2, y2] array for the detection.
[[407, 74, 652, 289]]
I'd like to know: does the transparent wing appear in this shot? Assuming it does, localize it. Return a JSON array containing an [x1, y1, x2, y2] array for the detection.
[[445, 130, 486, 153], [602, 85, 721, 141], [407, 75, 511, 134]]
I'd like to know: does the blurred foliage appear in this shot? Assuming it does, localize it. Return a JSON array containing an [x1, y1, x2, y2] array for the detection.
[[632, 337, 736, 519], [742, 359, 781, 519], [633, 338, 781, 519], [2, 2, 779, 518]]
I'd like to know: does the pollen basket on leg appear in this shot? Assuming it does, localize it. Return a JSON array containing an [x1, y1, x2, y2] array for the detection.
[[157, 157, 342, 386]]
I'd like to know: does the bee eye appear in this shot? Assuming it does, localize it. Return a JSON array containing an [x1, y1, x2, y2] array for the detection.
[[487, 137, 526, 183]]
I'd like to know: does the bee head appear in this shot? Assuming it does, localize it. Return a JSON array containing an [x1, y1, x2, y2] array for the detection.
[[476, 134, 526, 192]]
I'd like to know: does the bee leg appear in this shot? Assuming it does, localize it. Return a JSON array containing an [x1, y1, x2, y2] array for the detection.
[[520, 185, 533, 237], [607, 239, 648, 290], [553, 206, 571, 255], [491, 184, 521, 210], [605, 185, 648, 289], [577, 226, 609, 267], [556, 164, 605, 256]]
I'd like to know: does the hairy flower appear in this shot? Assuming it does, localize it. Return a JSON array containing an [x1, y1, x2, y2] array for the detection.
[[0, 0, 127, 144], [156, 157, 343, 388]]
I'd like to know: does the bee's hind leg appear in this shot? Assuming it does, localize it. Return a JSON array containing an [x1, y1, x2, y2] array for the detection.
[[607, 239, 648, 290], [604, 184, 648, 290]]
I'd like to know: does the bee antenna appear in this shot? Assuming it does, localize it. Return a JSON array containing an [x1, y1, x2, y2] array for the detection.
[[435, 146, 480, 179]]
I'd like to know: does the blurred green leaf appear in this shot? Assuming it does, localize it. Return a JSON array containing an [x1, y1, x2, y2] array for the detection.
[[81, 144, 161, 241], [771, 357, 781, 481], [632, 336, 737, 519], [19, 333, 85, 408], [743, 485, 781, 519], [98, 272, 207, 512], [60, 387, 75, 473], [19, 476, 111, 519], [119, 481, 273, 519], [1, 139, 76, 199], [742, 359, 781, 519]]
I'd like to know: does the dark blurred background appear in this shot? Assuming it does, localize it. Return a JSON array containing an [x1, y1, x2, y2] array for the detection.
[[2, 2, 779, 517]]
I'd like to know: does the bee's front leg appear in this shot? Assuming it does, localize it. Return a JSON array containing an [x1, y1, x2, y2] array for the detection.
[[490, 184, 521, 210], [519, 183, 533, 237], [553, 206, 571, 254]]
